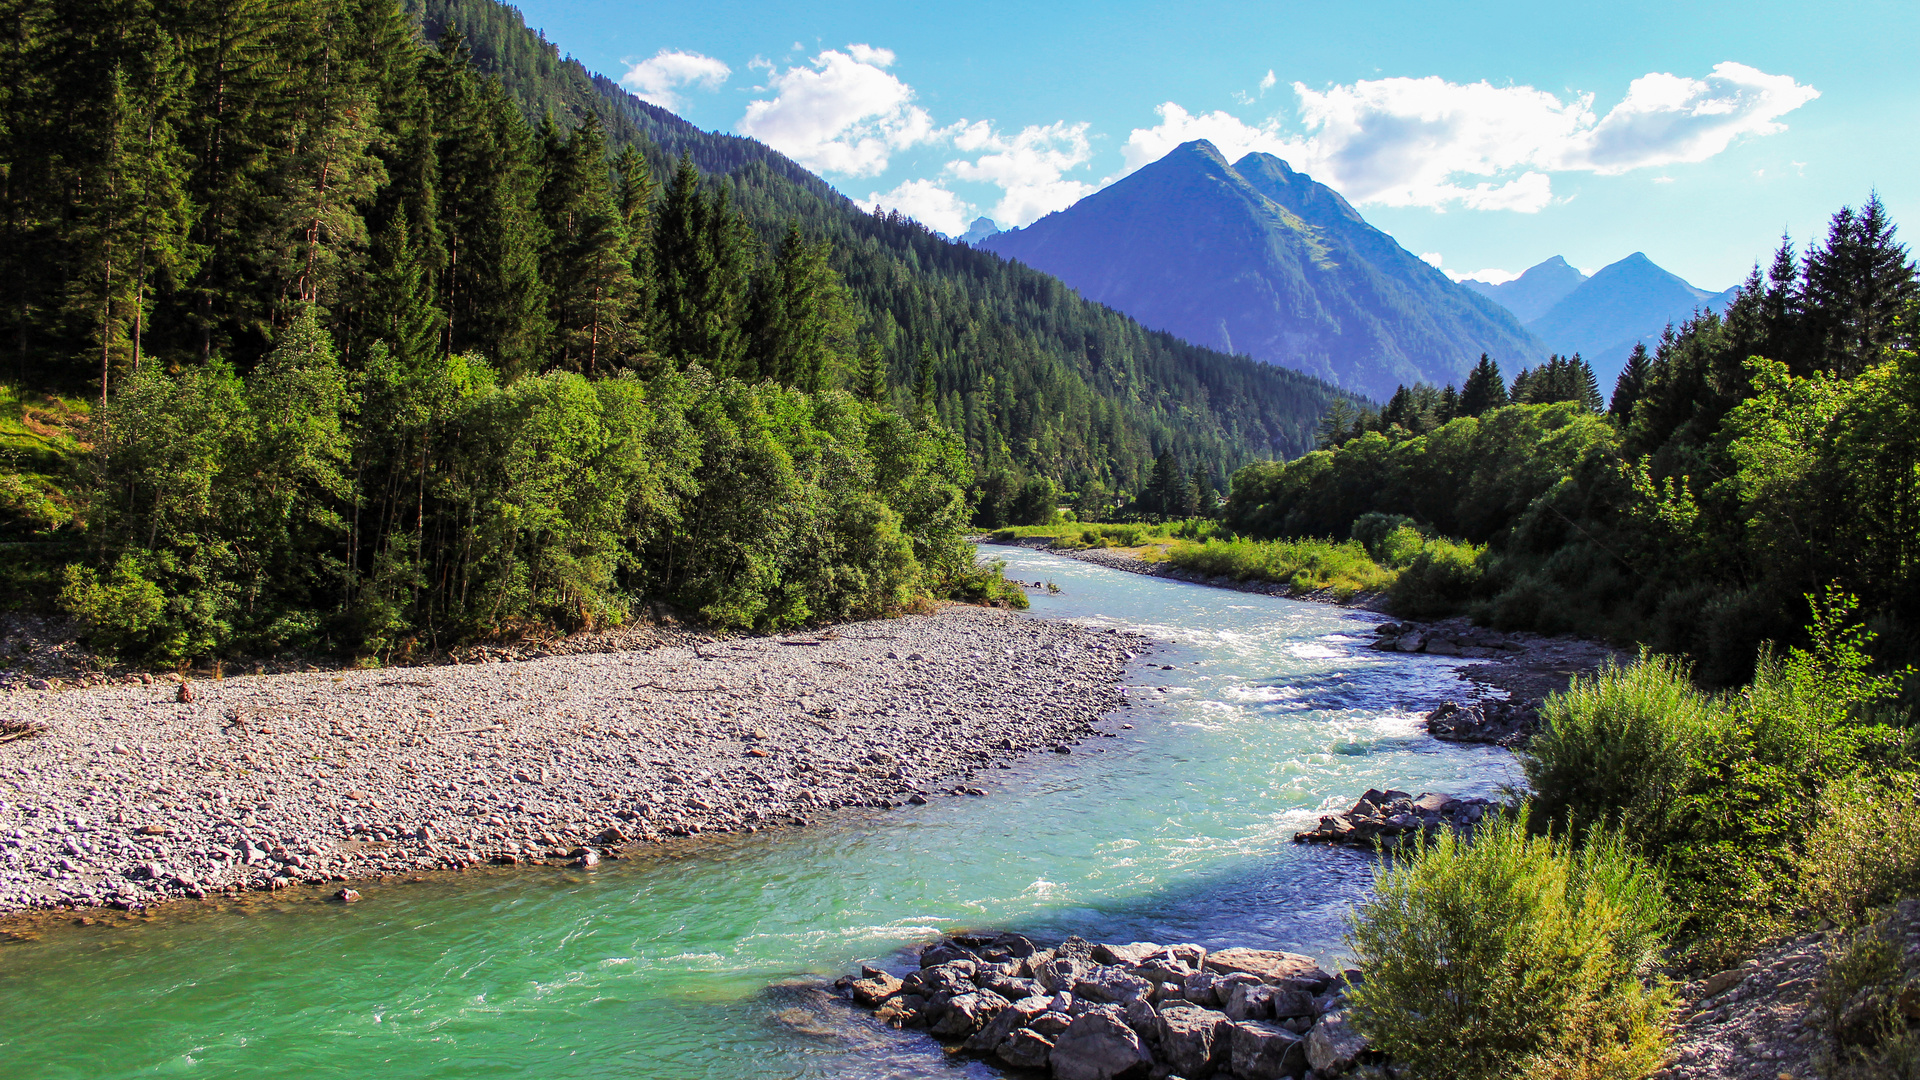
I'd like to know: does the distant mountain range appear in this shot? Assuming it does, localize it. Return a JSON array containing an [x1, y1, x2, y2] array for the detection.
[[1464, 254, 1739, 389], [981, 140, 1546, 401]]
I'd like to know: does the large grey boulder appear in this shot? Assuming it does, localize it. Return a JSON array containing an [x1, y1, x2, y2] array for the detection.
[[1050, 1008, 1152, 1080], [1075, 964, 1153, 1004], [1229, 1019, 1306, 1079], [963, 993, 1052, 1053], [1034, 955, 1090, 993], [920, 939, 978, 967], [849, 970, 903, 1007], [1155, 1003, 1231, 1076], [928, 989, 1009, 1037], [1223, 981, 1275, 1021], [1306, 1010, 1367, 1075], [1204, 948, 1333, 992]]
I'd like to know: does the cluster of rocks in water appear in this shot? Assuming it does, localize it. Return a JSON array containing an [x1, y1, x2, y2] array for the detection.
[[840, 933, 1382, 1079], [1291, 789, 1495, 849], [1366, 621, 1524, 658], [1421, 699, 1541, 748], [0, 606, 1139, 916]]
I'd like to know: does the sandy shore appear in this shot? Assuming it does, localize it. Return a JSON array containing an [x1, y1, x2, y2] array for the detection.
[[0, 604, 1142, 917]]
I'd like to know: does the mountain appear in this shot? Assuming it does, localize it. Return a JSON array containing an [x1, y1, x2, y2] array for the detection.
[[980, 141, 1547, 400], [1525, 253, 1737, 389], [1460, 257, 1589, 323], [400, 0, 1349, 491], [961, 217, 1003, 245]]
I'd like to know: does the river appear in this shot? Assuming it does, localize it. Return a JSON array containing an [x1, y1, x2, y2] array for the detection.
[[0, 547, 1516, 1079]]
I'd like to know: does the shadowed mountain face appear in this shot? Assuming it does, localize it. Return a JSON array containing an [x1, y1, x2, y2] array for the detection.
[[1523, 253, 1738, 389], [1460, 257, 1589, 323], [981, 140, 1546, 399]]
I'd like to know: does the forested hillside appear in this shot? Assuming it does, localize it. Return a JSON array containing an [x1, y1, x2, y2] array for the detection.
[[1224, 198, 1919, 683], [0, 0, 1355, 661]]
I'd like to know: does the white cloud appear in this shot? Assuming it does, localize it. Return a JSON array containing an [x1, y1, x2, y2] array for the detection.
[[737, 45, 938, 177], [1571, 63, 1819, 174], [1419, 252, 1444, 268], [861, 179, 974, 237], [1259, 70, 1277, 93], [620, 50, 731, 112], [1445, 267, 1520, 284], [948, 122, 1097, 226], [1121, 63, 1816, 213]]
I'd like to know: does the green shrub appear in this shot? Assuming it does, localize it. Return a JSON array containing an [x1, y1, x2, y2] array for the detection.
[[1346, 812, 1674, 1080], [1164, 536, 1394, 598], [938, 557, 1029, 610], [58, 556, 166, 661], [1801, 778, 1920, 925], [1387, 536, 1486, 618]]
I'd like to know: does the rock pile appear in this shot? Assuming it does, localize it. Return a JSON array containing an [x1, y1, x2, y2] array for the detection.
[[840, 933, 1379, 1079], [1423, 700, 1540, 748], [1291, 789, 1494, 849], [1367, 622, 1522, 658]]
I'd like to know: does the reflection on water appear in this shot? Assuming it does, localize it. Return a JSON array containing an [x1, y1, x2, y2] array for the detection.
[[0, 547, 1516, 1080]]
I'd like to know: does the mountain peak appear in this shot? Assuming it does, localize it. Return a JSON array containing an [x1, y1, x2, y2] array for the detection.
[[1528, 252, 1731, 389], [981, 145, 1543, 397], [1460, 256, 1590, 323]]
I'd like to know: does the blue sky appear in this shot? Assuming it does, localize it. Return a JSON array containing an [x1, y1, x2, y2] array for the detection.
[[514, 0, 1917, 290]]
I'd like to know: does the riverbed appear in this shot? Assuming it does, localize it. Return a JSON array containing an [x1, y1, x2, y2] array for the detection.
[[0, 547, 1516, 1079]]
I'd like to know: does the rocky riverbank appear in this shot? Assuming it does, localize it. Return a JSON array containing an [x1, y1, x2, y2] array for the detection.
[[840, 932, 1379, 1079], [0, 604, 1142, 918], [985, 538, 1390, 612], [1290, 788, 1495, 849]]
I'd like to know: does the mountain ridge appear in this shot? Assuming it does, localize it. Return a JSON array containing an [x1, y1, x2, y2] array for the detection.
[[982, 140, 1548, 399]]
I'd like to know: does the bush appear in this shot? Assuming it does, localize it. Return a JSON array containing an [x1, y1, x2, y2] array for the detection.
[[1346, 812, 1674, 1080], [1801, 779, 1920, 925], [1387, 536, 1486, 618], [1164, 536, 1394, 598]]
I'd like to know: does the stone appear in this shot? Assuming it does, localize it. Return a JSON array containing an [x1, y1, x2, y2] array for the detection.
[[875, 993, 926, 1028], [1270, 989, 1318, 1018], [964, 993, 1052, 1052], [1229, 1020, 1306, 1080], [1156, 1003, 1231, 1076], [929, 990, 1009, 1037], [849, 971, 903, 1007], [1182, 970, 1226, 1006], [1050, 1008, 1152, 1080], [1121, 996, 1157, 1039], [923, 961, 980, 996], [1075, 964, 1153, 1004], [1035, 955, 1089, 994], [982, 973, 1045, 1001], [1305, 1011, 1367, 1075], [1224, 980, 1276, 1021], [1700, 967, 1748, 998], [1092, 941, 1159, 966], [571, 849, 600, 868], [1205, 948, 1334, 992], [176, 682, 194, 703], [1030, 1010, 1073, 1036], [987, 931, 1038, 959], [334, 888, 361, 903], [996, 1027, 1054, 1070]]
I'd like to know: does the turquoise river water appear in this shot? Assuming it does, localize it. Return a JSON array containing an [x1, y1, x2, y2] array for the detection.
[[0, 547, 1518, 1079]]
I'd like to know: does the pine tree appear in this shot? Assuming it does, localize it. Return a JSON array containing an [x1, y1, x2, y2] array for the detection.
[[362, 206, 441, 366], [1438, 384, 1460, 422], [1458, 354, 1509, 416], [749, 221, 857, 391], [537, 114, 635, 373], [1570, 353, 1603, 412], [64, 32, 201, 398], [1761, 234, 1803, 366], [914, 344, 937, 421], [429, 31, 548, 373], [653, 155, 752, 374], [1803, 193, 1919, 376], [1610, 342, 1650, 421]]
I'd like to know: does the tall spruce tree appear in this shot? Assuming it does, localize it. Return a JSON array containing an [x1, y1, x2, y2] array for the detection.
[[537, 114, 635, 373], [1610, 342, 1651, 421], [1458, 354, 1509, 416], [1803, 194, 1919, 376], [749, 221, 857, 391], [653, 155, 752, 374]]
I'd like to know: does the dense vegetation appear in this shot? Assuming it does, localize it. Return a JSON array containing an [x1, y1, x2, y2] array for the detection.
[[1221, 201, 1919, 681], [0, 0, 1350, 660]]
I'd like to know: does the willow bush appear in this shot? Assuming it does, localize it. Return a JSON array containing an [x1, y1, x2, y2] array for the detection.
[[1345, 812, 1673, 1080]]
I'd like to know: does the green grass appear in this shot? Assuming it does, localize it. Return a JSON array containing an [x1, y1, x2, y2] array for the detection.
[[1164, 535, 1395, 599], [985, 519, 1218, 549], [0, 383, 89, 537]]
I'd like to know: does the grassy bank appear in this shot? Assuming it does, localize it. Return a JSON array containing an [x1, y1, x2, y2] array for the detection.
[[990, 515, 1487, 612]]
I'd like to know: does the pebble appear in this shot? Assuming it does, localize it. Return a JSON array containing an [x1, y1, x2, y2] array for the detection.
[[0, 606, 1140, 918]]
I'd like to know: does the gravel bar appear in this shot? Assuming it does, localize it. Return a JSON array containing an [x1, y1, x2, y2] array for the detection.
[[0, 604, 1142, 917]]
